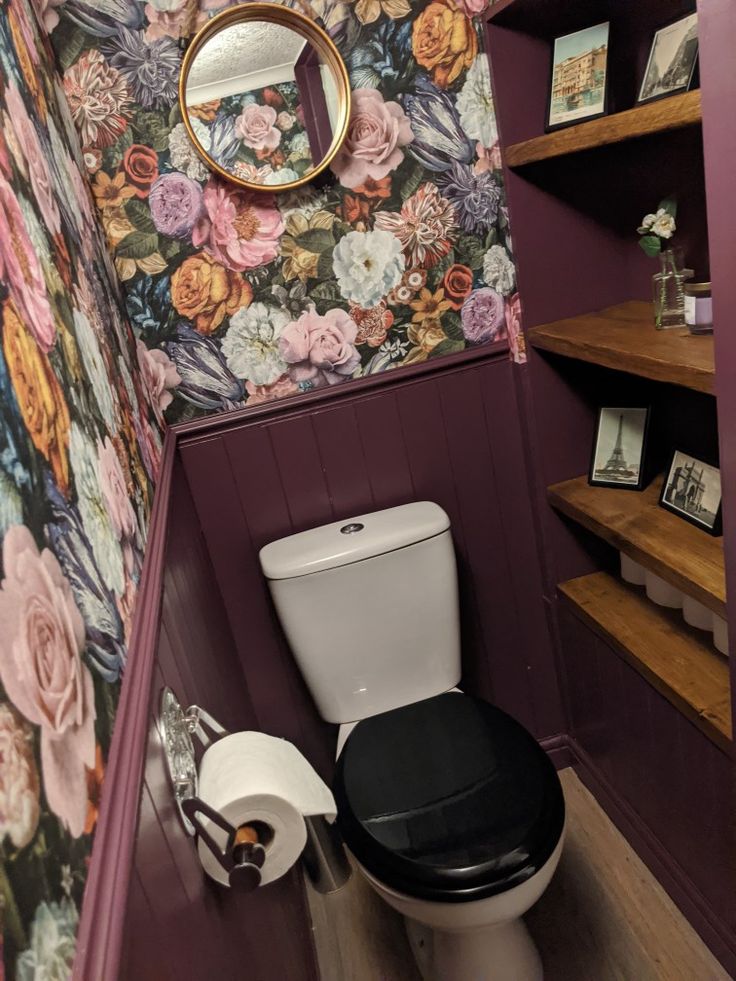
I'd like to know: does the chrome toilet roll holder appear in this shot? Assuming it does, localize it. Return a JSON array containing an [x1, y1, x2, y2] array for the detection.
[[158, 686, 267, 891], [158, 686, 351, 894]]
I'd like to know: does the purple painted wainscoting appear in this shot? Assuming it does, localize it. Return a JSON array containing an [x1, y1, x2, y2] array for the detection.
[[177, 352, 566, 773], [119, 456, 319, 981]]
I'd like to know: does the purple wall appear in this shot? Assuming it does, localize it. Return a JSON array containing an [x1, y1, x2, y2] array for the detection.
[[119, 457, 319, 981], [177, 351, 565, 767]]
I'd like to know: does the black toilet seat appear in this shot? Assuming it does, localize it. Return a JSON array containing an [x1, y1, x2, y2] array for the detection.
[[333, 692, 565, 903]]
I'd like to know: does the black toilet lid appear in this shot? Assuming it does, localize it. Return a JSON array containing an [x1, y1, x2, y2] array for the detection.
[[333, 692, 565, 903]]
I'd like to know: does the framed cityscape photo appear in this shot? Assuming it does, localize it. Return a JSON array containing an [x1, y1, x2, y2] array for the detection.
[[638, 12, 698, 104], [589, 407, 650, 491], [547, 21, 610, 130], [659, 449, 722, 536]]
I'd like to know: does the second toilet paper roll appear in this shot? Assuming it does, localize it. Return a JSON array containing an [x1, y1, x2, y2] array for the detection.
[[197, 731, 336, 887]]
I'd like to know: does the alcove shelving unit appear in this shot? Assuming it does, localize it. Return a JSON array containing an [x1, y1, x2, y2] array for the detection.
[[485, 0, 736, 969]]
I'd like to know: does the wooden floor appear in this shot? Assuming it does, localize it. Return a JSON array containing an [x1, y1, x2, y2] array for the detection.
[[306, 768, 731, 980]]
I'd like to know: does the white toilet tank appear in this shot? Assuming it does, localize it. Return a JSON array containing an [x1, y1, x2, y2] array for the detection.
[[259, 502, 461, 724]]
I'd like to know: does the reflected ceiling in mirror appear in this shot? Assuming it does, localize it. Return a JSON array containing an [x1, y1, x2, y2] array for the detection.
[[180, 3, 350, 192]]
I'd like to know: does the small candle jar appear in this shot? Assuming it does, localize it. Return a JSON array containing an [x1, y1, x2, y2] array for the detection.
[[684, 281, 713, 334]]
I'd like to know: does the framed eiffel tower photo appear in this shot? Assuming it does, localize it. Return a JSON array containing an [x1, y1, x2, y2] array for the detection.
[[659, 450, 722, 535], [589, 407, 651, 491]]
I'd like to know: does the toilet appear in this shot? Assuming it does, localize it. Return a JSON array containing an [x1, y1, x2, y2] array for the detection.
[[259, 502, 565, 981]]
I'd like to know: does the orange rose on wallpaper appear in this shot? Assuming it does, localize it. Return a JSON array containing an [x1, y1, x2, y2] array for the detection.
[[443, 263, 473, 308], [412, 0, 478, 88], [122, 144, 159, 198], [2, 301, 70, 495], [171, 252, 252, 334]]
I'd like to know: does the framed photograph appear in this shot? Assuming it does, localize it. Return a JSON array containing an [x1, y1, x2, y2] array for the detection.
[[547, 22, 610, 130], [589, 407, 650, 490], [638, 12, 698, 104], [659, 450, 722, 535]]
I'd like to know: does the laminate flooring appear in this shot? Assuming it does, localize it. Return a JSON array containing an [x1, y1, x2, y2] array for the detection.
[[306, 768, 731, 980]]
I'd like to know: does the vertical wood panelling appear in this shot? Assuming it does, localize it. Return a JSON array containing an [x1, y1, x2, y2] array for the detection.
[[121, 459, 320, 981], [311, 405, 376, 519], [268, 416, 335, 530], [354, 393, 416, 505]]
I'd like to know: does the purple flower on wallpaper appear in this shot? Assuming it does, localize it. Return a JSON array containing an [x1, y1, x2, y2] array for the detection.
[[400, 77, 473, 172], [61, 0, 144, 37], [102, 28, 179, 109], [164, 324, 246, 410], [44, 477, 127, 683], [149, 173, 203, 239], [439, 163, 502, 234], [461, 288, 507, 345]]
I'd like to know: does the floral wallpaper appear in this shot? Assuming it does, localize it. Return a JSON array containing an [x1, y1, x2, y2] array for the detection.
[[48, 0, 523, 426], [0, 0, 162, 975], [189, 81, 317, 185]]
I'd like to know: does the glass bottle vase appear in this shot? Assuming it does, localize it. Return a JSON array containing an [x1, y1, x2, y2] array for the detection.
[[652, 247, 686, 329]]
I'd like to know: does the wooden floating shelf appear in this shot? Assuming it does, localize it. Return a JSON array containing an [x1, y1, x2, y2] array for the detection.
[[504, 91, 702, 168], [549, 475, 726, 617], [559, 572, 731, 752], [528, 301, 714, 394]]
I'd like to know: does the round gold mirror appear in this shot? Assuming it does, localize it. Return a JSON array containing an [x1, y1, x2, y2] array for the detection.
[[179, 3, 350, 193]]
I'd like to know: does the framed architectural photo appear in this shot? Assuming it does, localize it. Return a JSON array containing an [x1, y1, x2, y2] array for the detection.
[[547, 22, 610, 130], [659, 450, 722, 535], [589, 407, 650, 491], [638, 12, 699, 105]]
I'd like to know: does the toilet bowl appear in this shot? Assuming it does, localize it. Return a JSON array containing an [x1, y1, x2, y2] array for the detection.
[[259, 502, 565, 980]]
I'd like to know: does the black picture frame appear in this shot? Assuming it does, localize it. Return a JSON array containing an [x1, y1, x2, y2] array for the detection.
[[659, 449, 722, 536], [589, 407, 651, 491], [637, 11, 699, 106], [546, 21, 610, 132]]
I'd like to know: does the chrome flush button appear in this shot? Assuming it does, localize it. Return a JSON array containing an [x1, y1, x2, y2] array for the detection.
[[340, 523, 364, 534]]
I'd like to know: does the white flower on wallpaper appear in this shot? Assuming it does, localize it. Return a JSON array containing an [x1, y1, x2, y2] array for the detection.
[[332, 229, 406, 308], [222, 302, 290, 385], [483, 243, 516, 296], [73, 308, 119, 432], [456, 54, 497, 148]]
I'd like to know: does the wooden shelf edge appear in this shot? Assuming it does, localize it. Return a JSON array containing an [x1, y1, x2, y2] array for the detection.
[[528, 302, 715, 395], [504, 91, 702, 168], [548, 476, 727, 617], [559, 572, 731, 753]]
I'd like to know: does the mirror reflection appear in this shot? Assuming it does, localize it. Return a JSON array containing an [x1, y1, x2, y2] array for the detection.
[[184, 19, 341, 188]]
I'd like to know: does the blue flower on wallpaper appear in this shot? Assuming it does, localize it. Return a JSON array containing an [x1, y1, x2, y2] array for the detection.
[[126, 275, 173, 340], [439, 162, 502, 234], [102, 29, 180, 109], [347, 21, 415, 97], [61, 0, 145, 37], [164, 324, 245, 410], [209, 114, 240, 170], [401, 76, 474, 172], [45, 479, 128, 683]]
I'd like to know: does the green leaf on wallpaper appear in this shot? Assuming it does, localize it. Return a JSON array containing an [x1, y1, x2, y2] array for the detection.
[[168, 104, 183, 129], [429, 338, 465, 358], [125, 199, 156, 234], [116, 230, 159, 259], [159, 238, 181, 261], [400, 162, 425, 202], [443, 312, 464, 341], [133, 111, 171, 152], [456, 235, 486, 271], [101, 128, 133, 171], [55, 22, 87, 70], [317, 251, 336, 279], [295, 228, 335, 253], [309, 281, 341, 302]]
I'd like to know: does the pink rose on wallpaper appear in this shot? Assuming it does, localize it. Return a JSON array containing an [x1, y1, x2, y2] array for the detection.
[[453, 0, 490, 15], [474, 141, 502, 174], [0, 703, 40, 849], [31, 0, 64, 32], [505, 291, 526, 364], [235, 104, 282, 152], [98, 437, 137, 541], [276, 111, 295, 132], [192, 178, 284, 272], [331, 88, 414, 189], [245, 373, 300, 405], [5, 81, 61, 236], [279, 309, 360, 387], [0, 526, 96, 839], [0, 176, 56, 353], [136, 339, 181, 420]]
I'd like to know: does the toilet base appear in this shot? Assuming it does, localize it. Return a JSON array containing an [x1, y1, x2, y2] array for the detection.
[[405, 916, 542, 981]]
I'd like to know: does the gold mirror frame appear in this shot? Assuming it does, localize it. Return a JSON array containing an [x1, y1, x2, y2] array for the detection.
[[179, 2, 351, 193]]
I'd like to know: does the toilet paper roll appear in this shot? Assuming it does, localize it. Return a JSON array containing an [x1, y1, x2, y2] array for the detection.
[[645, 571, 683, 609], [197, 731, 336, 888], [682, 595, 713, 631], [620, 553, 646, 586], [712, 614, 729, 656]]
